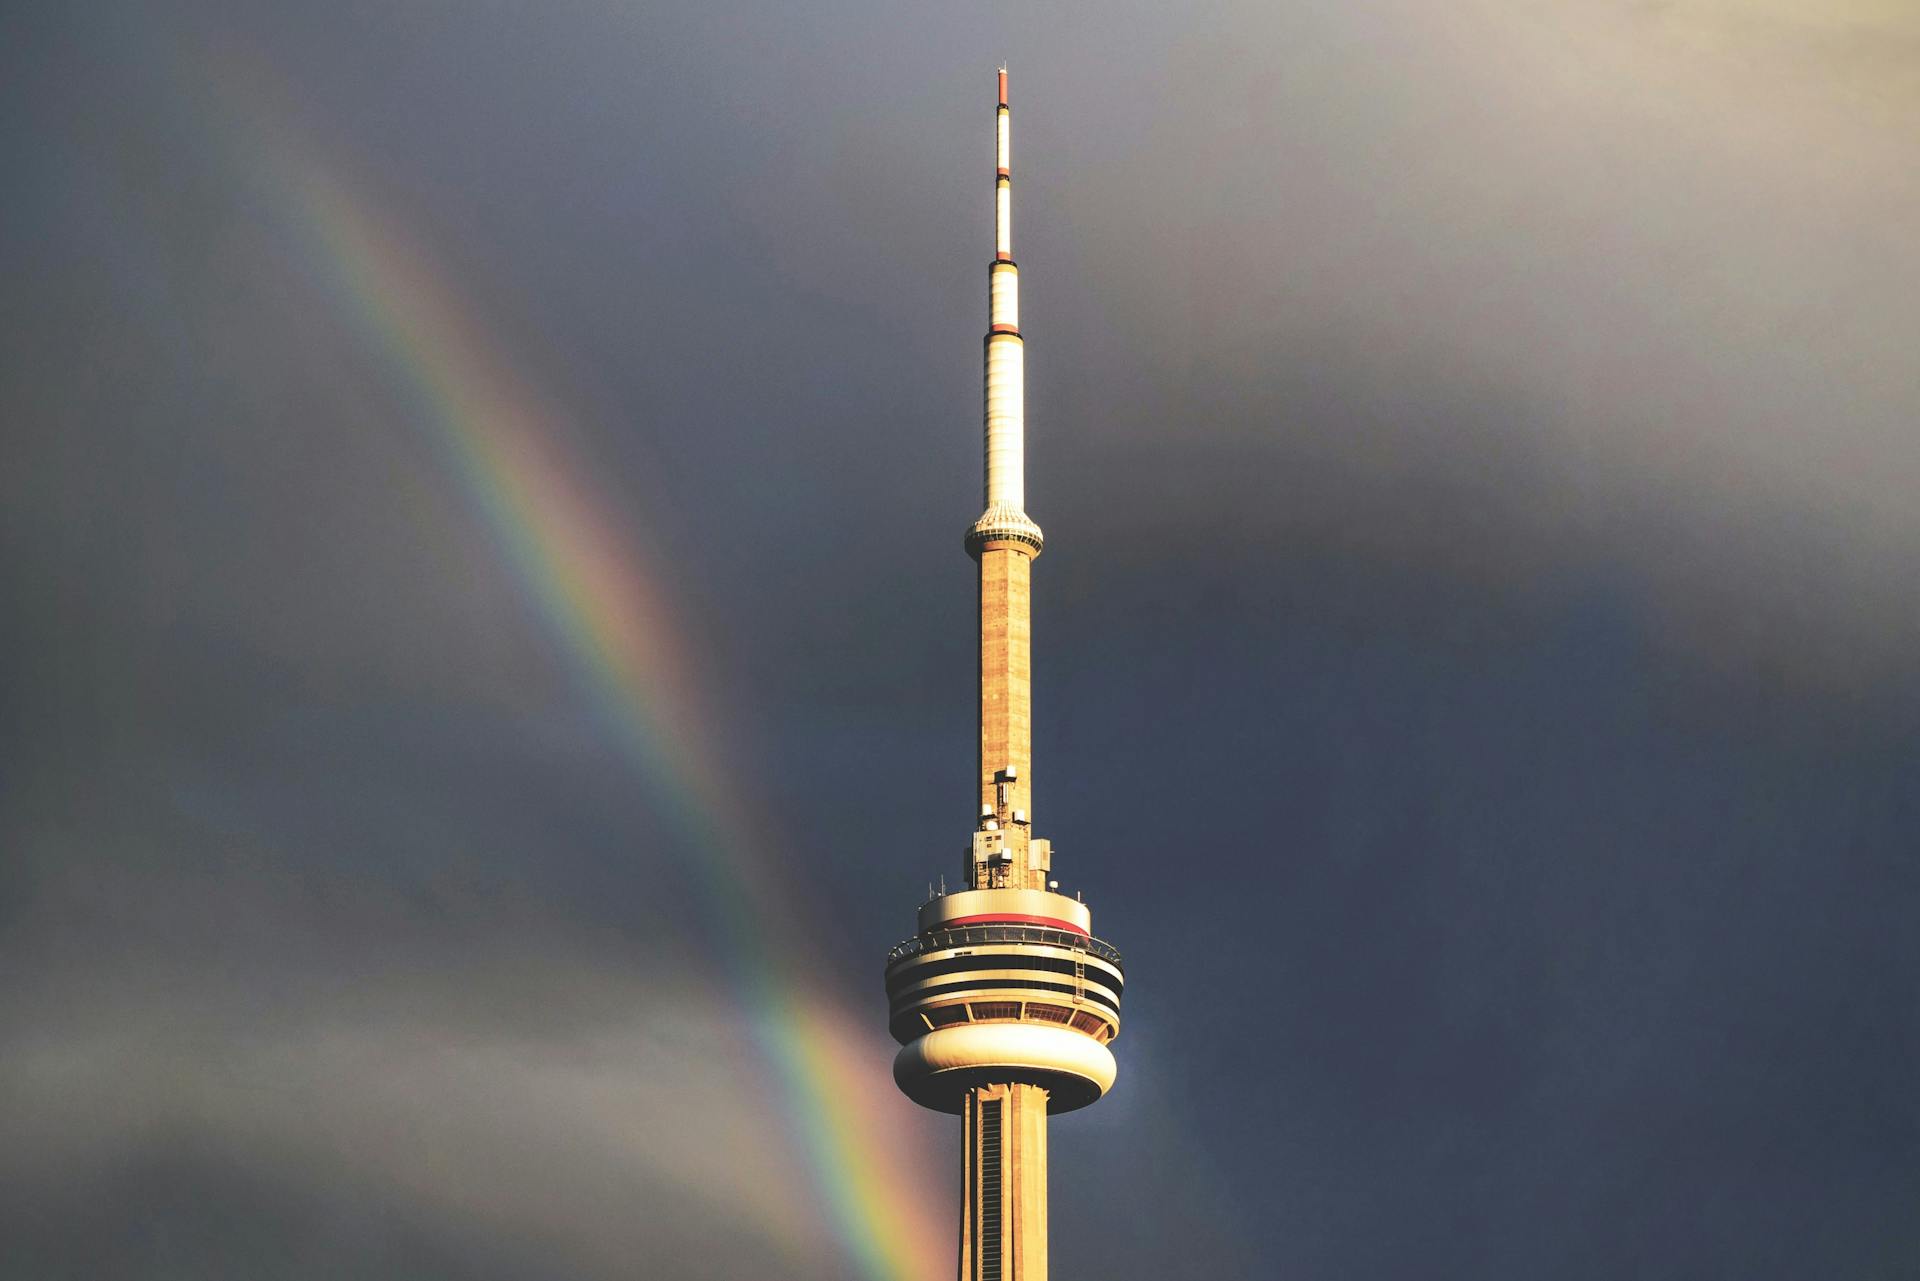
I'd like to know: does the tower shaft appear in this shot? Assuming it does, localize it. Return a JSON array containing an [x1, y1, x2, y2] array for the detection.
[[886, 69, 1120, 1281], [960, 1084, 1049, 1281], [970, 67, 1047, 893], [978, 546, 1033, 845]]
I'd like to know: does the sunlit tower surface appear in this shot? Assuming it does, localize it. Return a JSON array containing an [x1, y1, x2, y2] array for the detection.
[[885, 70, 1124, 1281]]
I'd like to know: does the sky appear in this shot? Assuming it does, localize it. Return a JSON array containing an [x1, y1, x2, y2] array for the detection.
[[4, 1, 1918, 1277]]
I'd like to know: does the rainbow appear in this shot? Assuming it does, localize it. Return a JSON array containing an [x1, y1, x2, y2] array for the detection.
[[227, 95, 944, 1280]]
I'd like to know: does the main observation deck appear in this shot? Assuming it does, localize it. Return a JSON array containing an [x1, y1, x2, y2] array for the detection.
[[885, 890, 1124, 1113]]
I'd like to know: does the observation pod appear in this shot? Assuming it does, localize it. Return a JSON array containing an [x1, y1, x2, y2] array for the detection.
[[887, 889, 1123, 1114]]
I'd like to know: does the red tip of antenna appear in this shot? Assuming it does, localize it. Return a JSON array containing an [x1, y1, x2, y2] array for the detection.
[[998, 69, 1008, 107]]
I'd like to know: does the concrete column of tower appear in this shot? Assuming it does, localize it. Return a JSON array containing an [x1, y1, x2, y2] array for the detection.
[[978, 542, 1033, 848], [959, 1083, 1049, 1281], [972, 66, 1044, 887]]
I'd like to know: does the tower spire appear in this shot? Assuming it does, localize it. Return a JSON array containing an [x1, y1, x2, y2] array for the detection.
[[886, 70, 1126, 1281], [970, 70, 1044, 886], [976, 73, 1035, 530], [983, 68, 1021, 512]]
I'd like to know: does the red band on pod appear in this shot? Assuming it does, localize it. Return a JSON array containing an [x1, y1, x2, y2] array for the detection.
[[942, 913, 1089, 936]]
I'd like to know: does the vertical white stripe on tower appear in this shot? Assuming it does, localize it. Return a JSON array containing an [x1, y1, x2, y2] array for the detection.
[[984, 335, 1024, 509], [990, 265, 1019, 329]]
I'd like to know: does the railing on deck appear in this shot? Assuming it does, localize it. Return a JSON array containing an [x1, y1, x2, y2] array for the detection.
[[887, 924, 1123, 969]]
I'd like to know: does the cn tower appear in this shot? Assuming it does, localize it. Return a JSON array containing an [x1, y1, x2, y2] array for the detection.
[[885, 69, 1124, 1281]]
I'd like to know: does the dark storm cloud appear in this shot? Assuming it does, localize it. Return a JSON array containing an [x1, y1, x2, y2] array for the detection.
[[1023, 0, 1920, 693], [4, 0, 1917, 1277]]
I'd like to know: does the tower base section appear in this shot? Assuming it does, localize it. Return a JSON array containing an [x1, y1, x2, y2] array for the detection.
[[895, 1023, 1116, 1114], [961, 1083, 1048, 1281]]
